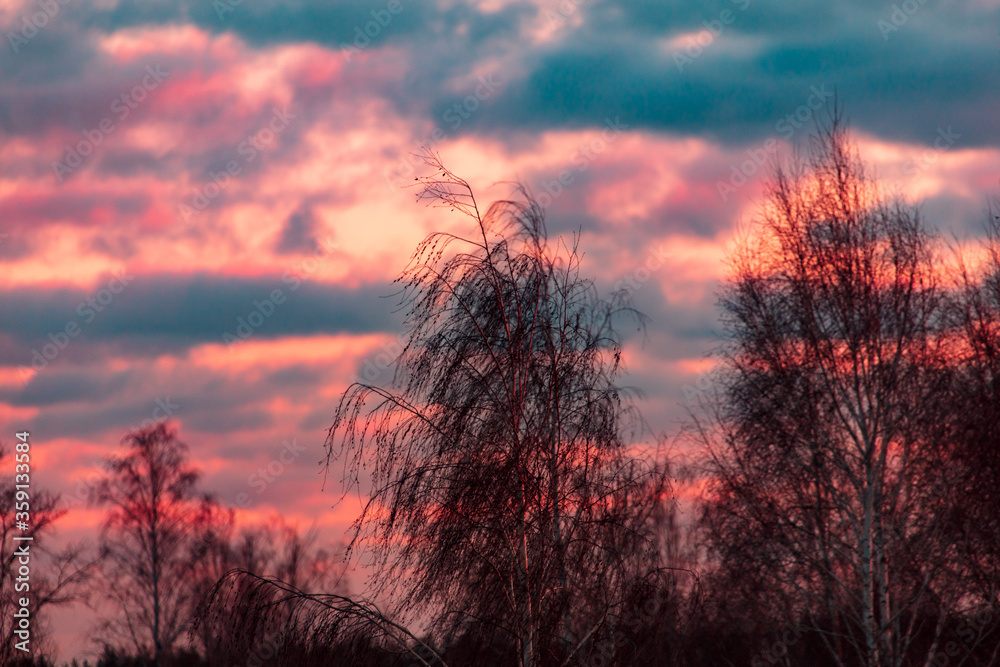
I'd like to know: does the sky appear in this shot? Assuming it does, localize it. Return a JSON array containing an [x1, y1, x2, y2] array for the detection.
[[1, 0, 999, 660]]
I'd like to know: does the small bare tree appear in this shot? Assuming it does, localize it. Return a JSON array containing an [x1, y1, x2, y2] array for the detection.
[[93, 422, 221, 666], [0, 442, 94, 665]]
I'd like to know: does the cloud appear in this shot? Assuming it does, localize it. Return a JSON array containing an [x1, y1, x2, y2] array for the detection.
[[0, 273, 398, 361], [275, 203, 319, 254]]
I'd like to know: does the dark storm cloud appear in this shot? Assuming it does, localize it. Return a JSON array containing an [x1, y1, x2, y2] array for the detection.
[[595, 0, 862, 39], [265, 364, 324, 390], [0, 273, 398, 359], [184, 405, 274, 435], [3, 355, 339, 440], [3, 0, 997, 153], [23, 399, 162, 441], [72, 0, 532, 52], [476, 25, 999, 150], [93, 148, 181, 181], [0, 16, 95, 85], [390, 0, 997, 152], [1, 369, 131, 407], [17, 381, 272, 440], [0, 52, 178, 139], [76, 0, 424, 47], [0, 0, 534, 141]]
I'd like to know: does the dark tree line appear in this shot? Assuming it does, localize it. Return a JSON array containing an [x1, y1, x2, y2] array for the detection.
[[1, 423, 342, 667]]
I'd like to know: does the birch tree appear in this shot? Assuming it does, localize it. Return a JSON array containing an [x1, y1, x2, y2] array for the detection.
[[323, 155, 673, 667], [699, 114, 956, 667], [201, 155, 676, 667], [94, 423, 221, 666]]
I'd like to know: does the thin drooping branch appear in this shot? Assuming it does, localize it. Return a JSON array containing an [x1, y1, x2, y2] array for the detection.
[[196, 569, 449, 667]]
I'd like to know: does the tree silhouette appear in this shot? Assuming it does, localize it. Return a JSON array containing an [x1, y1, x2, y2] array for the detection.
[[0, 442, 95, 665], [325, 155, 674, 666], [698, 113, 965, 667], [189, 518, 347, 665], [203, 154, 676, 667], [93, 423, 222, 666], [940, 208, 1000, 661]]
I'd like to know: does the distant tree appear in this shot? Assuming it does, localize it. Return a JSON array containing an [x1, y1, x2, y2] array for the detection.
[[698, 114, 965, 667], [189, 518, 347, 665], [202, 154, 676, 667], [90, 645, 208, 667], [93, 423, 221, 666], [940, 208, 1000, 658], [0, 440, 94, 665]]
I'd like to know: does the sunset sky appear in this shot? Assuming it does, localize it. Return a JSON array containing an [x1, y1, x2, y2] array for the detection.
[[1, 0, 998, 659]]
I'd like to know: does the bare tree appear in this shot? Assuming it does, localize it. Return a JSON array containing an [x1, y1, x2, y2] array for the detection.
[[0, 442, 94, 665], [200, 568, 448, 667], [202, 155, 675, 667], [323, 154, 673, 667], [698, 113, 961, 667], [93, 422, 221, 666], [939, 207, 1000, 664]]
